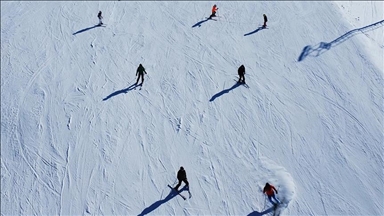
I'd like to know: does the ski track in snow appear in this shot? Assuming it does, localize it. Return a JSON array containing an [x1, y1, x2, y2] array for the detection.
[[1, 1, 383, 215]]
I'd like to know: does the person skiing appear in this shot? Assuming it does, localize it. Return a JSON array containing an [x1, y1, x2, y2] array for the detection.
[[209, 4, 218, 19], [135, 64, 147, 85], [238, 65, 245, 83], [174, 166, 189, 191], [263, 182, 280, 205], [262, 14, 268, 28], [98, 11, 103, 26]]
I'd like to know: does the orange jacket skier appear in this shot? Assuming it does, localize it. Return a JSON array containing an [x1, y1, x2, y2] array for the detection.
[[263, 183, 280, 205], [209, 4, 218, 19]]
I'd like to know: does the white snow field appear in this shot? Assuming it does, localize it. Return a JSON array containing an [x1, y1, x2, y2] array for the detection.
[[1, 1, 383, 215]]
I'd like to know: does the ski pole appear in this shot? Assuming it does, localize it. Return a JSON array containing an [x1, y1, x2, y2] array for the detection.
[[263, 194, 266, 210]]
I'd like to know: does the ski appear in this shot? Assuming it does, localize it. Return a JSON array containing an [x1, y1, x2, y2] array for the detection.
[[205, 17, 217, 21], [134, 83, 143, 90], [234, 79, 249, 88], [272, 202, 287, 216], [167, 184, 186, 200]]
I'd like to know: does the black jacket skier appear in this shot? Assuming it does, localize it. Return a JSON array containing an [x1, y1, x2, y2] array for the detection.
[[98, 11, 103, 25], [238, 65, 245, 83], [174, 166, 189, 191], [263, 14, 268, 28], [136, 64, 147, 85]]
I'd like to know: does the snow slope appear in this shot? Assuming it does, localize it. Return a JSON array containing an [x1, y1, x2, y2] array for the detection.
[[1, 1, 383, 215]]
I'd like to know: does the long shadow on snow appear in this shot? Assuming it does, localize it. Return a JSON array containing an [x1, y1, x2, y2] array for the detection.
[[192, 18, 210, 28], [138, 186, 188, 216], [247, 206, 274, 216], [298, 19, 384, 61], [73, 24, 103, 35], [102, 84, 137, 101], [244, 26, 265, 36], [209, 82, 241, 102]]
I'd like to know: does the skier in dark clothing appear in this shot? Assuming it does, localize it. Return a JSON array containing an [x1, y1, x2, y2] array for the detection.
[[174, 166, 189, 191], [238, 64, 245, 83], [98, 11, 103, 25], [263, 182, 280, 205], [263, 14, 268, 28], [135, 64, 147, 85]]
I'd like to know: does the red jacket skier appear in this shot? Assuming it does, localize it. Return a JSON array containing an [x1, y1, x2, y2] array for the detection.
[[263, 182, 280, 205], [209, 4, 218, 19]]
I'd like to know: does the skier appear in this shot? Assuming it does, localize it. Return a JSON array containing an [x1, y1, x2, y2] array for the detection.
[[262, 14, 268, 28], [238, 64, 245, 83], [209, 4, 218, 19], [98, 11, 103, 26], [135, 63, 147, 85], [263, 182, 280, 205], [174, 166, 189, 191]]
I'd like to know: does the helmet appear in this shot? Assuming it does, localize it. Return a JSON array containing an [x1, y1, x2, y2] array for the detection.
[[180, 166, 184, 170]]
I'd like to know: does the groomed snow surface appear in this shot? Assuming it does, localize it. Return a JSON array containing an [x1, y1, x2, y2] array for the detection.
[[1, 1, 383, 215]]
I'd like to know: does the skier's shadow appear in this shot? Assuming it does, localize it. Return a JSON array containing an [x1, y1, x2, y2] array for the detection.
[[192, 18, 210, 28], [244, 27, 264, 36], [137, 186, 188, 216], [73, 24, 103, 35], [298, 19, 384, 61], [209, 82, 241, 102], [102, 84, 137, 101], [247, 206, 274, 216]]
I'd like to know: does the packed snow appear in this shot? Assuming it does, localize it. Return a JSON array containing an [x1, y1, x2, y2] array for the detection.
[[1, 1, 383, 215]]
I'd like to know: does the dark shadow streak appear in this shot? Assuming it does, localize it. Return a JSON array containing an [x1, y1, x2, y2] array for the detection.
[[137, 186, 188, 216], [102, 84, 137, 101], [244, 27, 264, 36], [192, 18, 210, 28], [73, 25, 102, 35], [209, 82, 241, 102], [298, 19, 384, 61], [247, 207, 274, 216]]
